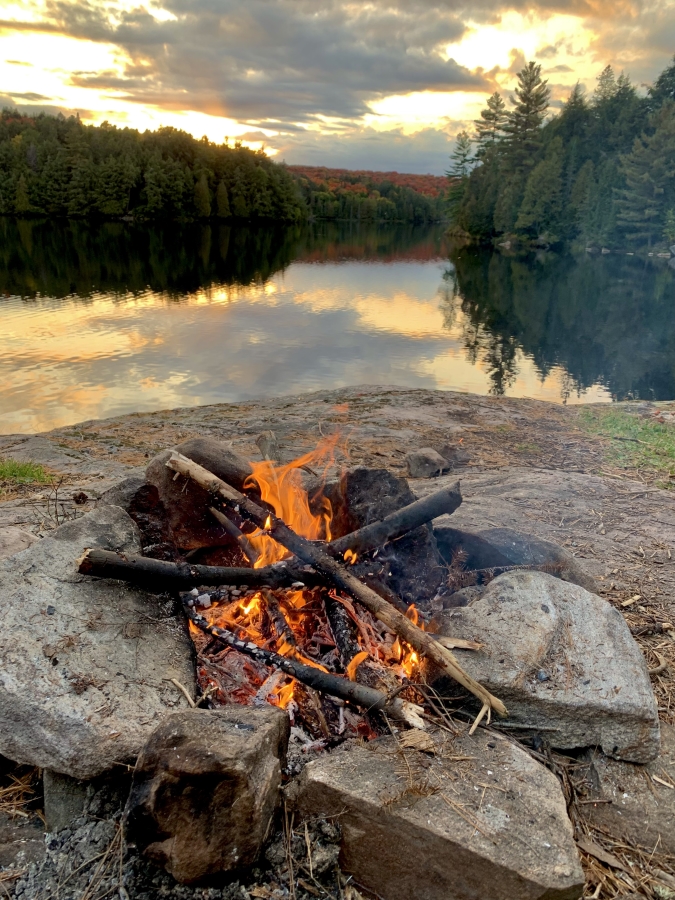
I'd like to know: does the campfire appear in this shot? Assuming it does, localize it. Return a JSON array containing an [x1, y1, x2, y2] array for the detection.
[[80, 436, 506, 737]]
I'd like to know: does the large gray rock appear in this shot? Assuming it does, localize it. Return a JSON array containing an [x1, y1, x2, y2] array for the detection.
[[580, 723, 675, 854], [432, 526, 596, 593], [125, 706, 290, 884], [434, 571, 659, 762], [292, 728, 584, 900], [0, 506, 196, 779], [405, 447, 449, 478], [324, 467, 444, 608], [145, 437, 252, 551]]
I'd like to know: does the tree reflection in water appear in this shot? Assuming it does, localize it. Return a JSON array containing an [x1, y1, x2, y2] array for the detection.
[[445, 246, 675, 401]]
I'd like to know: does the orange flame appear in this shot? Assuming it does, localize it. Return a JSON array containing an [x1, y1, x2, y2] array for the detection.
[[343, 549, 358, 565], [245, 433, 343, 568], [275, 680, 296, 709]]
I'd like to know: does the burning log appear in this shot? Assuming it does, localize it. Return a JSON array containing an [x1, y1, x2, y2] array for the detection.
[[185, 601, 425, 728], [327, 483, 462, 559], [261, 589, 298, 654], [78, 548, 320, 589], [166, 452, 507, 721]]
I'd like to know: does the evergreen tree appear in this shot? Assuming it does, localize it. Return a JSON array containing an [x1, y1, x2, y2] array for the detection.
[[664, 207, 675, 244], [446, 131, 473, 220], [616, 104, 675, 245], [216, 181, 231, 217], [594, 65, 618, 104], [14, 173, 30, 214], [475, 93, 507, 156], [515, 137, 564, 240], [194, 172, 211, 217], [447, 132, 474, 178], [648, 56, 675, 110], [503, 62, 550, 171]]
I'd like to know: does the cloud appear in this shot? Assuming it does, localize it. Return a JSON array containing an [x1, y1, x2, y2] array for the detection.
[[24, 0, 491, 126], [271, 125, 456, 174]]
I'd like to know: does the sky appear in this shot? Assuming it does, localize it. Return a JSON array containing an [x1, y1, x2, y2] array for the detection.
[[0, 0, 673, 174]]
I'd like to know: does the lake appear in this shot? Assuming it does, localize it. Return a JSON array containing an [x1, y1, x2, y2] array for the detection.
[[1, 218, 674, 434]]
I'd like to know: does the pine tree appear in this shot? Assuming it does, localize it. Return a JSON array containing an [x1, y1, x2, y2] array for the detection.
[[648, 56, 675, 110], [616, 105, 675, 245], [14, 174, 30, 214], [446, 132, 474, 221], [447, 132, 473, 178], [594, 65, 618, 104], [475, 93, 507, 156], [503, 61, 550, 171], [515, 137, 564, 240], [194, 172, 211, 217], [216, 181, 231, 217]]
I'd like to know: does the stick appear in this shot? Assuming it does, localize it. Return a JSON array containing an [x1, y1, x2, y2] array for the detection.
[[325, 595, 362, 668], [327, 483, 462, 558], [78, 548, 320, 589], [186, 602, 425, 727], [209, 507, 260, 564], [167, 452, 507, 718], [262, 589, 298, 653]]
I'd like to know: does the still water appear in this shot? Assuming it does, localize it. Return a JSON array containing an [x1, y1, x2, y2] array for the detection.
[[1, 219, 674, 434]]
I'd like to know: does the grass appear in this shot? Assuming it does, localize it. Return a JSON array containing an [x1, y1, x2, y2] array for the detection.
[[0, 458, 51, 485], [577, 407, 675, 488]]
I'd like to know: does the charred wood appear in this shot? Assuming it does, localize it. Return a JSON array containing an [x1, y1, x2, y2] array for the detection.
[[78, 548, 320, 589], [185, 601, 424, 727], [167, 451, 507, 719], [327, 483, 461, 559]]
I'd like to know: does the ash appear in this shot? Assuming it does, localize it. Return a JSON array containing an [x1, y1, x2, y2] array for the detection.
[[11, 785, 343, 900]]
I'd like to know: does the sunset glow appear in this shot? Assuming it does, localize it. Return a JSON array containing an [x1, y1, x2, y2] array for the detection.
[[0, 0, 669, 172]]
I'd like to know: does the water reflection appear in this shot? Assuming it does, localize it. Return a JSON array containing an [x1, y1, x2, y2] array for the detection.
[[447, 247, 675, 402], [0, 219, 672, 434]]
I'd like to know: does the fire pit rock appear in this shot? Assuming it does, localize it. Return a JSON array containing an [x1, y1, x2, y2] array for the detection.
[[291, 728, 584, 900], [434, 571, 660, 762], [145, 437, 253, 552], [124, 706, 290, 884], [0, 505, 196, 780]]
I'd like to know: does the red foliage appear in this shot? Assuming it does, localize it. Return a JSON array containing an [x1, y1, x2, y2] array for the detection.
[[289, 166, 448, 198]]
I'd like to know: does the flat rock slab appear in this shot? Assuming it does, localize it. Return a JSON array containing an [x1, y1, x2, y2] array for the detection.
[[580, 723, 675, 854], [0, 506, 196, 779], [125, 706, 290, 884], [0, 526, 39, 560], [435, 571, 659, 762], [292, 728, 584, 900]]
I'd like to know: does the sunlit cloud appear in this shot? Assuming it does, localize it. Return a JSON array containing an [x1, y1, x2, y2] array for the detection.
[[0, 0, 672, 172]]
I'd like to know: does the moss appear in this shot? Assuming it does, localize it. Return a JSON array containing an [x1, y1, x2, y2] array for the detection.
[[577, 407, 675, 489]]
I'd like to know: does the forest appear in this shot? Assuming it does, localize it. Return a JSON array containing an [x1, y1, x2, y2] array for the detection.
[[449, 56, 675, 248], [0, 111, 446, 224], [0, 111, 305, 222], [291, 166, 447, 223]]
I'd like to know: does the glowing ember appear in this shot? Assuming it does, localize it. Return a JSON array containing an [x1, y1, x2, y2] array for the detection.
[[343, 549, 358, 565]]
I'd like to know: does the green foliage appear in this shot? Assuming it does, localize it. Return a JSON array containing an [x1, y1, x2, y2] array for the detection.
[[0, 459, 50, 485], [664, 208, 675, 243], [577, 407, 675, 486], [14, 173, 30, 213], [454, 58, 673, 247], [515, 137, 564, 240], [0, 111, 304, 222], [216, 181, 231, 218], [194, 172, 211, 218], [474, 92, 507, 157], [616, 104, 675, 245]]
